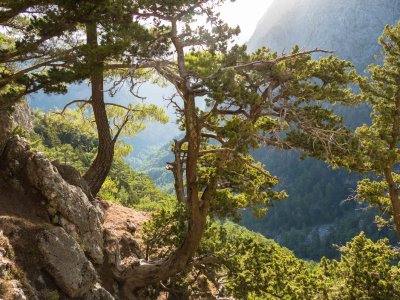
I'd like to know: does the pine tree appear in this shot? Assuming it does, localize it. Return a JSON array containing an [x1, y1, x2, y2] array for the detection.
[[102, 1, 361, 296], [336, 22, 400, 238]]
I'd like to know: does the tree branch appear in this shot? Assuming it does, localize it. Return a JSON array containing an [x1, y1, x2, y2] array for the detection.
[[55, 99, 92, 115]]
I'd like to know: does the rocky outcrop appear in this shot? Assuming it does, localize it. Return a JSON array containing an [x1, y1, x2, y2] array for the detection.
[[26, 152, 104, 264], [2, 136, 104, 264], [52, 159, 92, 198], [84, 283, 115, 300], [0, 100, 32, 156], [0, 232, 27, 300], [37, 227, 98, 298], [102, 201, 147, 269], [0, 135, 148, 299]]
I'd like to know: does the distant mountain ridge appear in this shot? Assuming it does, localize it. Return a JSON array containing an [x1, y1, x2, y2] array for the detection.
[[249, 0, 400, 72]]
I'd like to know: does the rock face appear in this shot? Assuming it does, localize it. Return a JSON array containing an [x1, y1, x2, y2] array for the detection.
[[2, 136, 104, 264], [84, 283, 115, 300], [37, 227, 97, 298], [0, 100, 32, 156], [248, 0, 400, 71], [26, 153, 104, 264], [102, 201, 148, 276], [0, 136, 148, 299], [52, 159, 92, 198], [0, 232, 27, 300]]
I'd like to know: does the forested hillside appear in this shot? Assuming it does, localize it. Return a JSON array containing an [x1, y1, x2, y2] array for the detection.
[[240, 0, 400, 259]]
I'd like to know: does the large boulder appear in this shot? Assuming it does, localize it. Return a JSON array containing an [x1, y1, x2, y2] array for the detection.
[[0, 136, 151, 298], [26, 152, 104, 264], [52, 159, 92, 199], [2, 136, 104, 264], [37, 227, 97, 298]]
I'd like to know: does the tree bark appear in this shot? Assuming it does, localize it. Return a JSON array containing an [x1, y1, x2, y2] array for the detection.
[[83, 22, 115, 196], [119, 203, 208, 289], [111, 17, 223, 297], [385, 97, 400, 239], [384, 168, 400, 239]]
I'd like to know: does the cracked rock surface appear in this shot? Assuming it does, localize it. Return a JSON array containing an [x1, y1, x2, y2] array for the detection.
[[37, 227, 97, 298]]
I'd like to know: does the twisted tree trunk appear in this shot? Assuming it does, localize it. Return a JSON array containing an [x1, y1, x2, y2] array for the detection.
[[83, 22, 115, 196], [113, 92, 219, 298]]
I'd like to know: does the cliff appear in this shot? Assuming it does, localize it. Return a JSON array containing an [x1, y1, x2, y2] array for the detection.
[[0, 136, 150, 299], [248, 0, 400, 71]]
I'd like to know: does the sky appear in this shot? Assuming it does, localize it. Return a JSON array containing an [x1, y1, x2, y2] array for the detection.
[[218, 0, 273, 44]]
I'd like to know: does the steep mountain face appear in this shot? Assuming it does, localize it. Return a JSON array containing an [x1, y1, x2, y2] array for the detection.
[[240, 0, 400, 259], [248, 0, 400, 71]]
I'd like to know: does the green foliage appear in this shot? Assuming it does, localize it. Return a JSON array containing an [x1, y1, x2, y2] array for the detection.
[[202, 223, 317, 300], [198, 151, 286, 221], [7, 2, 400, 298], [31, 108, 169, 207], [326, 22, 400, 232], [105, 158, 171, 208], [143, 204, 188, 260], [317, 232, 400, 299], [241, 150, 396, 260], [143, 204, 400, 299], [106, 102, 168, 140], [31, 109, 98, 171], [0, 0, 158, 103]]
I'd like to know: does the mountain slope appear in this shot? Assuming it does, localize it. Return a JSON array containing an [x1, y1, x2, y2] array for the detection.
[[249, 0, 400, 71], [240, 0, 400, 259]]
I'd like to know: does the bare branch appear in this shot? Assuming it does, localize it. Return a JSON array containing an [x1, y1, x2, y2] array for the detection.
[[113, 112, 131, 143], [55, 99, 91, 115], [201, 132, 226, 144], [0, 58, 59, 86]]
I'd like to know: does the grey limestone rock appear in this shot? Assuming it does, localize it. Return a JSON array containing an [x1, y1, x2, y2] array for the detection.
[[0, 100, 32, 156], [1, 136, 31, 177], [84, 283, 115, 300], [52, 159, 92, 199], [248, 0, 400, 73], [2, 136, 104, 263], [26, 152, 104, 264], [37, 227, 97, 298]]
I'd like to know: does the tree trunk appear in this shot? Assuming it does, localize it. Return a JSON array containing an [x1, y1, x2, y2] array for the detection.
[[114, 93, 212, 297], [83, 22, 114, 196], [119, 203, 209, 297], [384, 168, 400, 239], [385, 97, 400, 239]]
